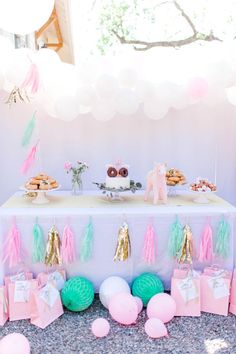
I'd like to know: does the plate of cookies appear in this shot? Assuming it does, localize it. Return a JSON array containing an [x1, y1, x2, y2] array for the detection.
[[189, 177, 217, 203], [166, 168, 187, 196], [21, 173, 60, 204]]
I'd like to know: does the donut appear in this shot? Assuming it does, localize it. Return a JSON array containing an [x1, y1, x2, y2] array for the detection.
[[35, 174, 49, 180], [26, 183, 38, 190], [29, 178, 40, 185], [119, 167, 128, 177], [107, 167, 117, 177]]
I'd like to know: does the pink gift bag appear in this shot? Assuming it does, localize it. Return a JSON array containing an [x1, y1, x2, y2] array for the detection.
[[171, 269, 201, 316], [0, 286, 8, 326], [200, 268, 231, 316], [30, 283, 64, 329], [4, 272, 33, 297], [229, 269, 236, 315], [37, 270, 66, 291], [8, 279, 38, 321]]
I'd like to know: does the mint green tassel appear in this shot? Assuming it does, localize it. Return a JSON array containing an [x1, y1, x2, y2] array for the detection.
[[215, 219, 230, 259], [168, 217, 183, 257], [32, 223, 45, 263], [22, 111, 36, 147], [80, 218, 93, 262]]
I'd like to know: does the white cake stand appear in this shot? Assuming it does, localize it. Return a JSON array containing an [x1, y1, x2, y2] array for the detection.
[[190, 190, 216, 204], [20, 186, 61, 204]]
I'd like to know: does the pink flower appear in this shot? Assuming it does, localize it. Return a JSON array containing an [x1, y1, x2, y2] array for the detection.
[[64, 162, 72, 171]]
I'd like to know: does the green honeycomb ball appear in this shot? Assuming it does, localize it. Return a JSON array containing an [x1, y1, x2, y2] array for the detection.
[[131, 273, 164, 306], [61, 277, 94, 312]]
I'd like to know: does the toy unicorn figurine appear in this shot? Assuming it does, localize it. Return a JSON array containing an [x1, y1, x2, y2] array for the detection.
[[144, 163, 167, 204]]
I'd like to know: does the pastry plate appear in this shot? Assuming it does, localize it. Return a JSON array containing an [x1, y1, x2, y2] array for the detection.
[[189, 189, 217, 204], [20, 185, 61, 204]]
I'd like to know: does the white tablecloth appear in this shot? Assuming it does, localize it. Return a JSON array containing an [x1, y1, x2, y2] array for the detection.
[[0, 191, 235, 290]]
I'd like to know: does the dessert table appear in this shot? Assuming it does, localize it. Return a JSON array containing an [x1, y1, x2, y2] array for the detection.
[[0, 190, 235, 290]]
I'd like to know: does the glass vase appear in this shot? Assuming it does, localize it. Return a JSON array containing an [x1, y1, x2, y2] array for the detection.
[[71, 174, 83, 195]]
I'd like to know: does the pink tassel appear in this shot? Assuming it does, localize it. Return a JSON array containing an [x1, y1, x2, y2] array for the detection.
[[61, 224, 76, 264], [198, 223, 213, 262], [21, 63, 40, 95], [142, 224, 156, 264], [3, 220, 22, 268], [21, 142, 38, 175]]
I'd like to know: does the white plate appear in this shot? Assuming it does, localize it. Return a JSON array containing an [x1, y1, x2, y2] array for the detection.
[[20, 185, 61, 204]]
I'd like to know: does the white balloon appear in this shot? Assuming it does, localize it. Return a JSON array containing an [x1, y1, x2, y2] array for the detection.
[[76, 85, 97, 108], [135, 80, 156, 102], [35, 48, 61, 67], [4, 48, 33, 88], [206, 61, 235, 88], [99, 276, 130, 309], [95, 74, 119, 99], [226, 86, 236, 106], [92, 99, 116, 122], [0, 0, 54, 35], [143, 98, 169, 120], [118, 68, 138, 88], [115, 88, 139, 116], [54, 95, 79, 121]]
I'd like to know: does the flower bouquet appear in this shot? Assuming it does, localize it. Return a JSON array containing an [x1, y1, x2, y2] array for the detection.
[[64, 161, 89, 195]]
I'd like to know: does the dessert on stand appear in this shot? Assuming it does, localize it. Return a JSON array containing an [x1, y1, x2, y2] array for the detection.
[[190, 177, 217, 204], [21, 173, 60, 204]]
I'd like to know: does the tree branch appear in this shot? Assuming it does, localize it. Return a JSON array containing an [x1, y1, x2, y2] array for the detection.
[[112, 1, 222, 51], [173, 0, 197, 35]]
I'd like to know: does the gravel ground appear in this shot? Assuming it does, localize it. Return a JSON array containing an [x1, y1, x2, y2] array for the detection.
[[0, 298, 236, 354]]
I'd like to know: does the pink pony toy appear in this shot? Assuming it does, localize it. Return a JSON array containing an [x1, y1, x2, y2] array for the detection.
[[145, 163, 167, 204]]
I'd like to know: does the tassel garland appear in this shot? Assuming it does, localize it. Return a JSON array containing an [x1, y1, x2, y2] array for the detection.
[[61, 224, 76, 264], [80, 219, 93, 262], [142, 223, 156, 264], [168, 217, 183, 258], [32, 223, 45, 263], [3, 220, 22, 268], [22, 111, 36, 147], [198, 223, 213, 262], [114, 222, 131, 262], [45, 226, 61, 266], [21, 142, 38, 175], [177, 224, 193, 264], [21, 63, 40, 95], [215, 219, 230, 259]]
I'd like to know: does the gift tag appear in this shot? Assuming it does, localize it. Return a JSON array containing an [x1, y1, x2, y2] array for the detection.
[[48, 271, 65, 291], [39, 283, 59, 308], [208, 277, 230, 299], [14, 281, 30, 303], [10, 272, 26, 282], [177, 277, 199, 303]]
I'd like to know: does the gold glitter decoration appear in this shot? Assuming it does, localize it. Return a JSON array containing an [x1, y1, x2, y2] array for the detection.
[[45, 225, 61, 266], [177, 224, 193, 264], [113, 222, 131, 261]]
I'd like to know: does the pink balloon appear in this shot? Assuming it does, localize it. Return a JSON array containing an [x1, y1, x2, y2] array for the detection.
[[147, 293, 176, 323], [187, 77, 208, 99], [145, 318, 168, 339], [109, 292, 138, 325], [134, 296, 143, 314], [0, 333, 30, 354], [91, 318, 110, 338]]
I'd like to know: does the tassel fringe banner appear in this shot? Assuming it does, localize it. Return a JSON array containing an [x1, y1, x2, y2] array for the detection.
[[198, 223, 213, 262], [142, 223, 156, 264], [2, 220, 22, 268], [177, 224, 193, 264], [22, 111, 36, 147], [45, 225, 62, 266], [80, 219, 93, 262], [215, 219, 230, 259], [61, 224, 76, 264], [32, 223, 45, 263], [114, 222, 131, 262], [21, 142, 38, 175], [168, 217, 183, 258]]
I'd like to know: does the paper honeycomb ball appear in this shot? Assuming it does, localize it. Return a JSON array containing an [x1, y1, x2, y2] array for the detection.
[[61, 277, 94, 312], [131, 273, 164, 306]]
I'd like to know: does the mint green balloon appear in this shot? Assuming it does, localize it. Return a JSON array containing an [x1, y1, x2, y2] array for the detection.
[[61, 277, 94, 312], [131, 273, 164, 306]]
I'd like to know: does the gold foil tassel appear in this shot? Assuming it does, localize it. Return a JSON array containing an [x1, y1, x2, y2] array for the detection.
[[177, 224, 193, 264], [5, 86, 30, 107], [113, 222, 131, 261], [45, 225, 62, 266]]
